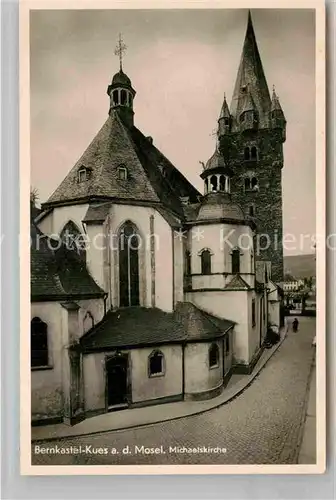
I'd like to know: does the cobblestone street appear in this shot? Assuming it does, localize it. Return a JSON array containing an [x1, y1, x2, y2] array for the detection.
[[32, 318, 316, 466]]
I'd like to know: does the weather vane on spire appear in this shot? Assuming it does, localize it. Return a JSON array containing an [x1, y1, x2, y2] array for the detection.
[[114, 33, 127, 71]]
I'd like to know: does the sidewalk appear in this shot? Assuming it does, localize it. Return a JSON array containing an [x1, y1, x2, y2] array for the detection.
[[32, 328, 288, 443], [298, 355, 316, 464]]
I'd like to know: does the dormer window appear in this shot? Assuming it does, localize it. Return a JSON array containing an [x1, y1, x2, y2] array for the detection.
[[118, 165, 128, 180], [158, 164, 167, 177], [78, 166, 91, 183], [224, 118, 230, 126]]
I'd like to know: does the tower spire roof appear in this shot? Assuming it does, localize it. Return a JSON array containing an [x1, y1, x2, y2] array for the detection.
[[271, 85, 284, 112], [230, 10, 271, 129], [219, 93, 231, 120]]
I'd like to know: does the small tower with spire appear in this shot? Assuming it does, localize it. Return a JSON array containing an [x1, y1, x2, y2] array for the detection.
[[216, 10, 286, 283], [271, 85, 286, 141], [107, 34, 136, 128], [218, 94, 231, 136]]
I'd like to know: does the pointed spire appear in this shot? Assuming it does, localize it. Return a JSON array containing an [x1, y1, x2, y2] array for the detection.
[[219, 93, 230, 120], [247, 9, 253, 30], [271, 85, 283, 112], [230, 10, 271, 130]]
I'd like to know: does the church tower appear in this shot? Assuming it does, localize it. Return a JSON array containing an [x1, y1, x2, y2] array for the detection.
[[107, 34, 136, 128], [218, 11, 286, 283]]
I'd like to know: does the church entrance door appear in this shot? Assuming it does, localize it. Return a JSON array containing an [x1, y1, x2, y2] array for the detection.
[[105, 354, 129, 410]]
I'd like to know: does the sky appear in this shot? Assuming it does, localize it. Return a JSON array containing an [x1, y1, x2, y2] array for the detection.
[[30, 8, 316, 255]]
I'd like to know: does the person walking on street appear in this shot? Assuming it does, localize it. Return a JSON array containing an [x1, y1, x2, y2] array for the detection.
[[292, 317, 299, 332]]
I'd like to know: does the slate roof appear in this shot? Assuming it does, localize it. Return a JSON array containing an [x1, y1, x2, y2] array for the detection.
[[183, 203, 201, 222], [80, 302, 234, 352], [31, 222, 105, 301], [196, 192, 245, 222], [43, 110, 201, 219], [219, 95, 230, 119], [230, 11, 272, 130], [271, 89, 285, 114], [83, 202, 112, 223], [111, 70, 132, 87], [203, 149, 226, 173], [224, 274, 251, 290]]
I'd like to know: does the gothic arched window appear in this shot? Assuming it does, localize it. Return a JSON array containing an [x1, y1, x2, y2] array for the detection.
[[119, 221, 140, 307], [244, 147, 250, 160], [219, 175, 226, 191], [148, 350, 165, 377], [231, 248, 241, 274], [200, 249, 212, 275], [31, 317, 48, 368], [244, 177, 250, 191], [83, 311, 94, 333], [209, 343, 219, 368], [60, 220, 86, 259]]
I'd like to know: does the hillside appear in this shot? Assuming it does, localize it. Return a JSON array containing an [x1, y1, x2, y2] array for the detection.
[[283, 254, 316, 279]]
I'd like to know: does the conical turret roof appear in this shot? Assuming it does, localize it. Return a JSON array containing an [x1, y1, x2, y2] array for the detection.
[[219, 95, 230, 120], [271, 87, 284, 113]]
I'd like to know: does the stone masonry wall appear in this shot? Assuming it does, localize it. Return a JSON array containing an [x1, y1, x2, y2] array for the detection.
[[220, 128, 284, 282]]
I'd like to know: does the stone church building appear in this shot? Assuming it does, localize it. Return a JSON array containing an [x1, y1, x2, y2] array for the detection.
[[31, 12, 285, 425]]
